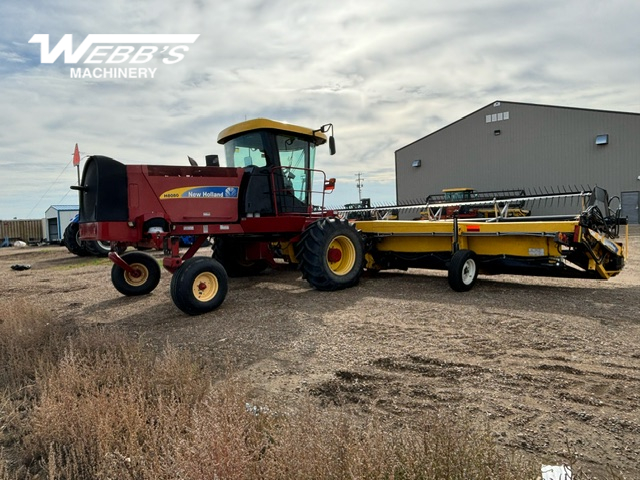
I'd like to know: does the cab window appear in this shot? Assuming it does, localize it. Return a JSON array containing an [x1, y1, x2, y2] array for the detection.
[[224, 133, 268, 168]]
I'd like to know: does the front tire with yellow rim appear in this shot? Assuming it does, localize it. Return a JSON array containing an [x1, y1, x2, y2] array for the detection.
[[170, 257, 228, 315], [111, 251, 161, 296], [297, 218, 365, 291]]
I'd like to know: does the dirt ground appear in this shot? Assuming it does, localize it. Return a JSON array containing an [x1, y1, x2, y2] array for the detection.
[[1, 228, 639, 478]]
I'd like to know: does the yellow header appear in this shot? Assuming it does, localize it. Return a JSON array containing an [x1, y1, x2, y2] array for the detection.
[[217, 118, 327, 145]]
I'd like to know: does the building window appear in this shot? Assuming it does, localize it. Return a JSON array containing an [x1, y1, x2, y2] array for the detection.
[[412, 159, 421, 167], [595, 134, 609, 145], [486, 111, 510, 123]]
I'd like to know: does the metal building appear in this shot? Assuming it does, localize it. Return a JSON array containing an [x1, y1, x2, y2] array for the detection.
[[395, 101, 640, 222], [44, 205, 78, 243]]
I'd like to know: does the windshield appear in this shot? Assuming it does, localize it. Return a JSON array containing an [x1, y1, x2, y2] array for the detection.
[[445, 190, 473, 202], [223, 132, 268, 168]]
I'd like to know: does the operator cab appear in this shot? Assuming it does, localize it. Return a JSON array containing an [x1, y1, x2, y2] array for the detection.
[[443, 188, 476, 202], [443, 188, 476, 216], [217, 118, 333, 217]]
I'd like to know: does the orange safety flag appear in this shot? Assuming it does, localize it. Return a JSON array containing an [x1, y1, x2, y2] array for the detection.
[[73, 143, 80, 166]]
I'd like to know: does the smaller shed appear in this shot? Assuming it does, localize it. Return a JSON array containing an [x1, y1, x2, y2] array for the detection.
[[44, 205, 78, 243]]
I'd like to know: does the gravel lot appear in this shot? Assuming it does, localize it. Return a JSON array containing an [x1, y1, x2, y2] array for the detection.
[[1, 227, 639, 478]]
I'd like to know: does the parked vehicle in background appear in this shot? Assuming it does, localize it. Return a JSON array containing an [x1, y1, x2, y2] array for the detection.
[[63, 214, 125, 257], [63, 215, 205, 257], [422, 187, 530, 219], [343, 199, 398, 221]]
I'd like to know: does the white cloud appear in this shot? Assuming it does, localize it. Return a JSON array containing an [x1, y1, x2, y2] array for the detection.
[[0, 0, 639, 218]]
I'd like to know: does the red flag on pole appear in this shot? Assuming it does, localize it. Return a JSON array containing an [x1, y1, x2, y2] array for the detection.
[[73, 144, 80, 166]]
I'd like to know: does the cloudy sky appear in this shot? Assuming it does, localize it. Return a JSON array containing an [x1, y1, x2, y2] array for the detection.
[[1, 0, 639, 219]]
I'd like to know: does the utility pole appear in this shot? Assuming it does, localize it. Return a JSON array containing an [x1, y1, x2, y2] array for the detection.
[[355, 172, 364, 201]]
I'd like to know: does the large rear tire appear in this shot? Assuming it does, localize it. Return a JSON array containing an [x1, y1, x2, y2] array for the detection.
[[170, 257, 228, 315], [296, 218, 364, 291], [111, 251, 161, 296], [448, 249, 478, 292], [211, 238, 269, 277]]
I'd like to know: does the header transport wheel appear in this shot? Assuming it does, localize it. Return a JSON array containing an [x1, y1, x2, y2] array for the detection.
[[111, 251, 161, 296], [448, 249, 479, 292], [297, 218, 365, 291], [170, 257, 229, 315]]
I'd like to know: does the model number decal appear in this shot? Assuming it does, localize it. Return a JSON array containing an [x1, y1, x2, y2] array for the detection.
[[160, 186, 239, 199]]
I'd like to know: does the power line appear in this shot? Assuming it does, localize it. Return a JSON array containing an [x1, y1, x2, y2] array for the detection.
[[26, 155, 74, 218]]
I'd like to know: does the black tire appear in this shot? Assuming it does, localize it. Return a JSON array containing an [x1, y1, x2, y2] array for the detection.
[[111, 251, 161, 296], [212, 238, 269, 277], [448, 249, 479, 292], [170, 257, 228, 315], [84, 240, 111, 257], [85, 239, 127, 256], [296, 218, 365, 291], [63, 222, 90, 256]]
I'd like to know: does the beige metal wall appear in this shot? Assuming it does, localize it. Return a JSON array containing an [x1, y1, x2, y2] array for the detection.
[[395, 101, 640, 219], [0, 219, 44, 243]]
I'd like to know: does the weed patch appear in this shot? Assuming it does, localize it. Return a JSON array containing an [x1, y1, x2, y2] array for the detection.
[[0, 300, 536, 479]]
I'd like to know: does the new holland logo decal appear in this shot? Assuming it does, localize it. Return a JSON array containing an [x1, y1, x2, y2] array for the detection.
[[160, 186, 239, 199]]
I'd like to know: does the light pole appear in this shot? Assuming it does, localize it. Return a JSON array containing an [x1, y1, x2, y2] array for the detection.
[[355, 172, 364, 202]]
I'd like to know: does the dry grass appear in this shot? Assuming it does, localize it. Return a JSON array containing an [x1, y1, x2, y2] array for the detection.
[[0, 300, 70, 391], [1, 300, 537, 479]]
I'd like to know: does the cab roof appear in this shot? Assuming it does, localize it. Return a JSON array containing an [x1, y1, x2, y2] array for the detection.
[[442, 187, 474, 193], [217, 118, 327, 145]]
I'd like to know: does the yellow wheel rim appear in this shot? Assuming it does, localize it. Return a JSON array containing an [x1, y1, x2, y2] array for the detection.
[[124, 263, 149, 287], [192, 272, 219, 302], [327, 235, 356, 276]]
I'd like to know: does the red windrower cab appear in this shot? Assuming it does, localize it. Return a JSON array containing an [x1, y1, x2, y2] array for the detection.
[[74, 119, 366, 315]]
